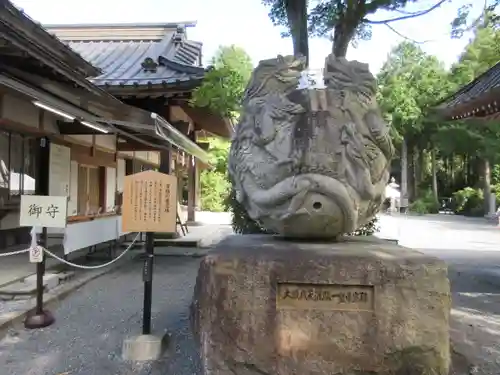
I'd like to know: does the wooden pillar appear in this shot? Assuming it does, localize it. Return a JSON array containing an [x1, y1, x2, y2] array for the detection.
[[159, 148, 171, 174], [187, 132, 197, 223], [195, 161, 201, 210], [174, 158, 185, 223]]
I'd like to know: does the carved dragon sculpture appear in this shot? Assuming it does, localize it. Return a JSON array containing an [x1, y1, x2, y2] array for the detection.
[[228, 54, 394, 239]]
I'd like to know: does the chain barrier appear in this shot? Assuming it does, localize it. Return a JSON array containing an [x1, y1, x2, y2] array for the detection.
[[0, 232, 142, 269], [42, 232, 142, 269], [0, 248, 30, 257]]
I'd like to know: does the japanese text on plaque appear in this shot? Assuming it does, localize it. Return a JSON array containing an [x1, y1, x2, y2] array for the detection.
[[276, 283, 374, 311]]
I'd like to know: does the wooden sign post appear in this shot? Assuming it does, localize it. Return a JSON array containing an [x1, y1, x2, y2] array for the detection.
[[20, 194, 68, 329], [122, 170, 177, 335]]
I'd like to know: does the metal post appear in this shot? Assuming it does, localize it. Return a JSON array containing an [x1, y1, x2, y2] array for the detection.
[[25, 137, 54, 329], [142, 231, 154, 335], [34, 228, 48, 315]]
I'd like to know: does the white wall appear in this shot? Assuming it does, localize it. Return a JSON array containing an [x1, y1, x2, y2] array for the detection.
[[105, 167, 116, 212], [64, 135, 116, 152], [96, 135, 116, 151], [116, 151, 160, 167], [117, 158, 125, 192], [68, 160, 78, 216], [49, 143, 71, 197], [65, 135, 92, 146]]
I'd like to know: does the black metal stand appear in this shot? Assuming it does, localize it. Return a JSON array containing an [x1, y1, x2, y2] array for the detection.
[[142, 232, 154, 335], [24, 227, 54, 329], [24, 137, 55, 329]]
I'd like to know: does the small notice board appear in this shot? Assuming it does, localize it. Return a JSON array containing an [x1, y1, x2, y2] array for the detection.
[[19, 195, 68, 228], [121, 170, 177, 233]]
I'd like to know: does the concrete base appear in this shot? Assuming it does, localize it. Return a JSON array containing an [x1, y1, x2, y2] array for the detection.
[[24, 309, 55, 329], [122, 334, 169, 361]]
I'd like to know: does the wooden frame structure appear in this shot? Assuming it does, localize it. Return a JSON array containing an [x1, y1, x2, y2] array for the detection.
[[0, 1, 211, 251]]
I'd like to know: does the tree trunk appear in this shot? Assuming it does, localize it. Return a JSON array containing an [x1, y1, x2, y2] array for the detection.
[[401, 137, 408, 209], [431, 149, 438, 203], [412, 147, 419, 198], [332, 22, 357, 57], [285, 0, 309, 65], [463, 155, 467, 186], [483, 158, 491, 214]]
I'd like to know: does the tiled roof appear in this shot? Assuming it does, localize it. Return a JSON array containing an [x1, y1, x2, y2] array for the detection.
[[46, 23, 205, 87], [440, 61, 500, 109], [1, 1, 100, 80]]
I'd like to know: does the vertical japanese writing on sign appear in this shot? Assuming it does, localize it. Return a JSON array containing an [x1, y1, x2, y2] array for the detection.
[[143, 181, 148, 223], [153, 181, 158, 223], [157, 180, 162, 223], [138, 180, 143, 221], [133, 180, 139, 222], [148, 181, 153, 221], [165, 183, 170, 214], [130, 180, 136, 222]]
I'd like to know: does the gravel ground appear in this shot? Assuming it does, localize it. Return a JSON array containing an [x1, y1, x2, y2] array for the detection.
[[0, 246, 499, 374], [447, 263, 500, 375], [0, 255, 201, 375]]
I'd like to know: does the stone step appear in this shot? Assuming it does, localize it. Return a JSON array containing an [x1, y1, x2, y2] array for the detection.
[[0, 271, 76, 299], [23, 273, 60, 290]]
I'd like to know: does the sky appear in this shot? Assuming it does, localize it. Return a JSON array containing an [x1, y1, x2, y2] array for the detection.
[[12, 0, 485, 74]]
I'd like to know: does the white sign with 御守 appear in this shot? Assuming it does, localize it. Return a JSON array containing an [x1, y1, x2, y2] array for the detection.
[[20, 195, 68, 228]]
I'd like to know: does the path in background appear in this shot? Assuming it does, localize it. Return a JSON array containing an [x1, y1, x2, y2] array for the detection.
[[0, 256, 201, 375], [378, 213, 500, 374]]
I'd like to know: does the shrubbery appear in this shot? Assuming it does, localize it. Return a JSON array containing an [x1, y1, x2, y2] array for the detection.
[[224, 187, 379, 236], [200, 170, 230, 212], [408, 190, 440, 215], [451, 187, 484, 217]]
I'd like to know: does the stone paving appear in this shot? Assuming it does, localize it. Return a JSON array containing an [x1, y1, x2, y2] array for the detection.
[[0, 256, 201, 375]]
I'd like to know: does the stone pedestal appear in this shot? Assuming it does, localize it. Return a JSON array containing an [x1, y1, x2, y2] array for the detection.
[[191, 235, 451, 375], [122, 334, 169, 361]]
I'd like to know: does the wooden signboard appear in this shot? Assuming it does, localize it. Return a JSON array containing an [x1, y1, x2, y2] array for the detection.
[[122, 170, 177, 233]]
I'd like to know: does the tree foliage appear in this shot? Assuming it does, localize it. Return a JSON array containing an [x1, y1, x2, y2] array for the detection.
[[376, 18, 500, 215], [377, 42, 450, 147], [436, 19, 500, 162], [193, 45, 252, 211], [191, 45, 253, 118], [451, 0, 499, 39], [199, 137, 231, 212], [262, 0, 448, 58]]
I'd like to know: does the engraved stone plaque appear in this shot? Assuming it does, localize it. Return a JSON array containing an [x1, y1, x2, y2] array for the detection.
[[277, 283, 374, 311]]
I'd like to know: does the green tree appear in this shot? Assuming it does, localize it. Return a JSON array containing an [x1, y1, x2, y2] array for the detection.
[[451, 0, 499, 39], [210, 45, 254, 83], [191, 45, 253, 119], [199, 137, 231, 212], [375, 20, 500, 216], [262, 0, 447, 59], [377, 42, 450, 204], [436, 21, 500, 213], [192, 45, 253, 212]]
